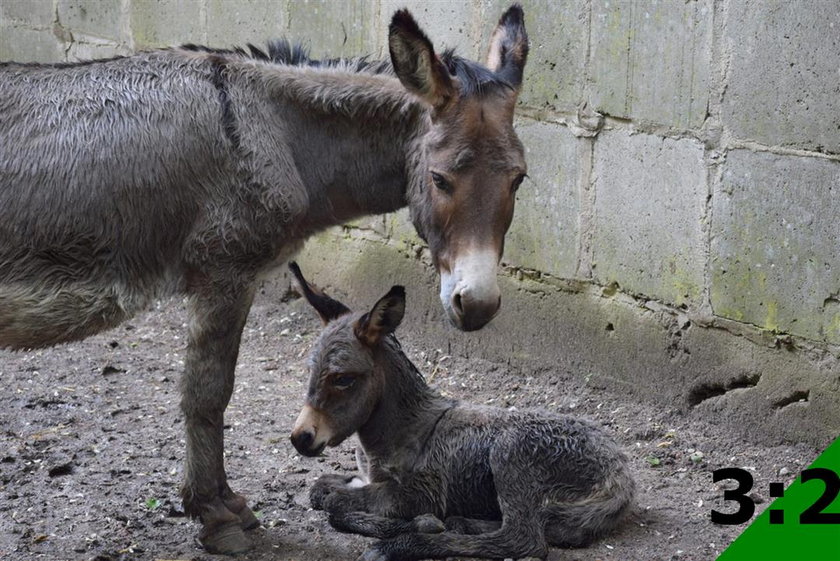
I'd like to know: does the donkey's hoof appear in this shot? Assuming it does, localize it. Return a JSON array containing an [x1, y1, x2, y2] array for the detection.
[[358, 548, 389, 561], [309, 485, 331, 510], [200, 521, 253, 555], [310, 475, 346, 510], [236, 505, 260, 531], [412, 513, 445, 533]]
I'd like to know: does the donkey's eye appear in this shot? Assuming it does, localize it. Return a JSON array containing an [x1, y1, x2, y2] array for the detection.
[[430, 172, 452, 194], [332, 374, 357, 390], [511, 174, 527, 193]]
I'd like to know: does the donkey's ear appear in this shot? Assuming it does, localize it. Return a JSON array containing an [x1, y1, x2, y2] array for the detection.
[[389, 9, 457, 110], [354, 286, 406, 346], [289, 262, 351, 324], [485, 4, 529, 90]]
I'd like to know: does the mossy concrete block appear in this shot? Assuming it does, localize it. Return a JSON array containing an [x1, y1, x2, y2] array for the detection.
[[711, 150, 840, 344], [385, 208, 422, 247], [479, 0, 588, 113], [288, 0, 375, 59], [130, 0, 204, 49], [292, 234, 838, 447], [504, 120, 579, 277], [0, 25, 65, 62], [67, 39, 127, 61], [589, 0, 712, 129], [343, 214, 389, 238], [58, 0, 124, 42], [1, 0, 55, 27], [380, 0, 477, 59], [723, 1, 840, 153], [592, 130, 706, 307], [205, 0, 286, 47]]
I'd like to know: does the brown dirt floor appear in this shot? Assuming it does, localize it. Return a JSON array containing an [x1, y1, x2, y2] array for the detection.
[[0, 281, 821, 561]]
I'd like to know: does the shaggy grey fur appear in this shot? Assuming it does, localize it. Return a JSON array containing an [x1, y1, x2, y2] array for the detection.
[[290, 267, 636, 561], [1, 5, 530, 555]]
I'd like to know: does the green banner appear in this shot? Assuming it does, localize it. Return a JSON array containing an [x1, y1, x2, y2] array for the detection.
[[717, 437, 840, 560]]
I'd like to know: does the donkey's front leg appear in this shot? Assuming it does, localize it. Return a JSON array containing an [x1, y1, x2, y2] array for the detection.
[[310, 473, 368, 511], [180, 284, 257, 554], [313, 472, 446, 538], [329, 511, 446, 539], [312, 470, 443, 516]]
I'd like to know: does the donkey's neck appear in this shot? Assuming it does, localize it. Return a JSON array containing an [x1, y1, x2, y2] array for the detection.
[[243, 62, 430, 232], [357, 341, 453, 465]]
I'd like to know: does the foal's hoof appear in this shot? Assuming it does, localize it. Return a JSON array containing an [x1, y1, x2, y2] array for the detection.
[[412, 513, 445, 534], [236, 505, 261, 531], [309, 484, 332, 511], [358, 548, 389, 561], [310, 474, 347, 510], [199, 521, 253, 555]]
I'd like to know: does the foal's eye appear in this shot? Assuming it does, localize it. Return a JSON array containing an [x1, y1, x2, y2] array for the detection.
[[511, 174, 527, 193], [331, 374, 357, 390], [430, 172, 452, 194]]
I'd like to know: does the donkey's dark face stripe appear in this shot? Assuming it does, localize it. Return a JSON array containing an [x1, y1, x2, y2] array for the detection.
[[418, 92, 526, 331]]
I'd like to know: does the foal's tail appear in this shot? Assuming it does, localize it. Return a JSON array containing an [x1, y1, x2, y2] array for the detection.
[[543, 468, 636, 548]]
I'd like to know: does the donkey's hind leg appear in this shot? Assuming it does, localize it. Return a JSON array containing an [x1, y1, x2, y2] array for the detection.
[[361, 459, 549, 560], [329, 511, 445, 539], [444, 516, 501, 535], [360, 517, 549, 561], [180, 282, 257, 554]]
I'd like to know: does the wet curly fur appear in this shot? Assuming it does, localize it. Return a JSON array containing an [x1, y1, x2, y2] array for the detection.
[[291, 266, 636, 561]]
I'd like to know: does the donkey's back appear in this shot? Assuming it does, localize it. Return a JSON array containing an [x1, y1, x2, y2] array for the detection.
[[436, 404, 635, 546], [0, 53, 236, 349]]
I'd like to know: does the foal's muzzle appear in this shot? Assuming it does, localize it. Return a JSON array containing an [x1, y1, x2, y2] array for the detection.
[[290, 429, 325, 457], [290, 405, 331, 457]]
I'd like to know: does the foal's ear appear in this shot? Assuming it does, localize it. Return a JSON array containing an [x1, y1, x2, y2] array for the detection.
[[389, 9, 457, 111], [354, 286, 406, 347], [289, 262, 351, 324], [485, 4, 529, 90]]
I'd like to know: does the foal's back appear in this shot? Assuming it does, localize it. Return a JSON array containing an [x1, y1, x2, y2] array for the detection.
[[435, 405, 631, 521]]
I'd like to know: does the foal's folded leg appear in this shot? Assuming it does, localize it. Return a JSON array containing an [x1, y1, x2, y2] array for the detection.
[[444, 516, 502, 535], [329, 511, 445, 538], [359, 516, 549, 561]]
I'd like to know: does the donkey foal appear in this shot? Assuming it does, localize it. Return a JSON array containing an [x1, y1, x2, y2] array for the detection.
[[289, 264, 635, 561]]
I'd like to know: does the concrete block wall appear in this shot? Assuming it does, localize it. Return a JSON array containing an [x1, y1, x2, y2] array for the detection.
[[2, 0, 838, 446]]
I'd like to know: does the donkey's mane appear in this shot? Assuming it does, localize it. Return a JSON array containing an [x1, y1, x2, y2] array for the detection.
[[384, 334, 430, 387], [2, 37, 511, 98], [180, 40, 393, 75], [440, 48, 514, 97], [183, 39, 513, 98]]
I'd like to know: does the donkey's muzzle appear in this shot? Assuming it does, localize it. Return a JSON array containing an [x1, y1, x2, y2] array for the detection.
[[290, 429, 325, 457], [440, 248, 502, 331], [450, 289, 501, 332], [291, 404, 332, 456]]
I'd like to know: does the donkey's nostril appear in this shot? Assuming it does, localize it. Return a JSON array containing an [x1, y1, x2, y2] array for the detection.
[[299, 431, 313, 448], [290, 430, 315, 454], [452, 292, 464, 316], [449, 287, 501, 331]]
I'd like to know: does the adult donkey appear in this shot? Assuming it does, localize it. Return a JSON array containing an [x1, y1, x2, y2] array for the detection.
[[0, 4, 529, 555]]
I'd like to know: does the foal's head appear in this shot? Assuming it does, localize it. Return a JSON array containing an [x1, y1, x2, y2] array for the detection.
[[288, 263, 407, 457], [390, 5, 529, 331]]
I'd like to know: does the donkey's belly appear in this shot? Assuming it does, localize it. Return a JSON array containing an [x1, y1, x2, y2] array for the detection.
[[0, 276, 175, 350], [445, 456, 502, 519]]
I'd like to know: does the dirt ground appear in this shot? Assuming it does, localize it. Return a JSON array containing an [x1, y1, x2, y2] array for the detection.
[[0, 281, 821, 561]]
